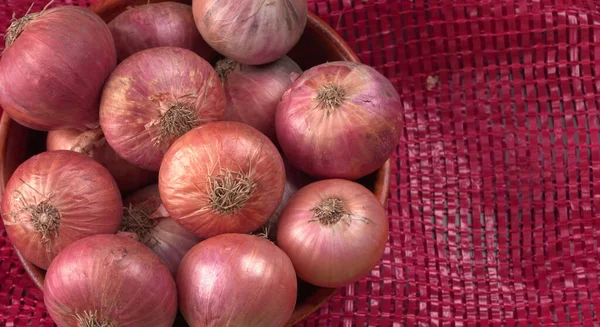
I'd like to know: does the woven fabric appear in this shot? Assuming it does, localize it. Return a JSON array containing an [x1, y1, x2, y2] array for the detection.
[[3, 0, 600, 326]]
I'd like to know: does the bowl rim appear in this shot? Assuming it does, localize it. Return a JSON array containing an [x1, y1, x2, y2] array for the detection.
[[0, 5, 392, 326]]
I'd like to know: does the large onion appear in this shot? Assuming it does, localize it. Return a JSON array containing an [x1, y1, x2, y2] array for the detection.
[[276, 61, 403, 179], [178, 233, 297, 327], [159, 121, 285, 238], [1, 151, 122, 269], [46, 128, 156, 193], [0, 5, 116, 131], [109, 2, 215, 62], [44, 234, 177, 327], [192, 0, 308, 65], [121, 184, 201, 275], [276, 179, 388, 288], [100, 46, 226, 171], [216, 56, 302, 142]]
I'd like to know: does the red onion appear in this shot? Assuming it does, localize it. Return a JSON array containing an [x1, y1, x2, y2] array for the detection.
[[121, 184, 201, 276], [0, 5, 116, 131], [216, 56, 301, 142], [44, 234, 177, 327], [100, 46, 226, 171], [192, 0, 307, 65], [0, 151, 122, 269], [109, 2, 215, 62], [159, 121, 285, 238], [276, 61, 403, 179], [276, 179, 388, 288], [178, 233, 297, 327], [46, 128, 157, 193]]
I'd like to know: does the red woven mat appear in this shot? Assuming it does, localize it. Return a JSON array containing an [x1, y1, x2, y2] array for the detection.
[[3, 0, 600, 326]]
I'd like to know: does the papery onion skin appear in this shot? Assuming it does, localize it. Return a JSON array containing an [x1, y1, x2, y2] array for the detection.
[[276, 179, 388, 288], [178, 233, 297, 327], [276, 61, 403, 180], [217, 56, 302, 142], [46, 129, 157, 193], [123, 184, 201, 276], [100, 46, 226, 171], [109, 2, 215, 62], [192, 0, 307, 65], [0, 6, 116, 131], [44, 234, 177, 327], [1, 151, 123, 269], [159, 121, 285, 238]]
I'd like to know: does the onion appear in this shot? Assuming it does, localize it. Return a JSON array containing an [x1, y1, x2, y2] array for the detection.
[[177, 233, 297, 327], [216, 56, 302, 142], [0, 5, 116, 131], [0, 151, 123, 269], [159, 121, 285, 238], [276, 61, 403, 179], [121, 184, 201, 276], [109, 2, 215, 62], [276, 179, 388, 288], [100, 46, 226, 171], [192, 0, 307, 65], [46, 128, 157, 193], [44, 234, 177, 327]]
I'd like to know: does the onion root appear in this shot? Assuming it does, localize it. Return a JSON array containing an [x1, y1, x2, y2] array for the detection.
[[205, 168, 256, 215], [3, 1, 53, 50], [73, 310, 113, 327], [121, 202, 159, 245], [311, 197, 348, 225], [316, 83, 346, 112], [157, 103, 198, 146]]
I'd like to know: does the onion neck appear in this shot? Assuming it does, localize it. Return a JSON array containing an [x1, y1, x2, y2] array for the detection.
[[311, 197, 347, 225], [30, 201, 60, 242], [71, 127, 105, 155], [316, 83, 346, 114], [74, 311, 113, 327], [207, 168, 256, 215]]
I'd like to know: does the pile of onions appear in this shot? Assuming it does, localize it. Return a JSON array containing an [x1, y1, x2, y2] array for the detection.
[[276, 61, 403, 180], [100, 46, 226, 171], [177, 233, 297, 327], [192, 0, 308, 65], [109, 2, 215, 62], [276, 179, 388, 288], [46, 128, 156, 193], [216, 56, 302, 142], [0, 5, 116, 131], [121, 184, 201, 275], [159, 121, 285, 238], [0, 151, 123, 269], [44, 234, 177, 327]]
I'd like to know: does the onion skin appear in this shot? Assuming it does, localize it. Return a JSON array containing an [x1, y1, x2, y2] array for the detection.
[[177, 233, 297, 327], [44, 234, 177, 327], [192, 0, 307, 65], [0, 6, 116, 131], [276, 179, 389, 288], [1, 151, 123, 269], [218, 56, 302, 142], [100, 46, 226, 171], [123, 184, 201, 276], [109, 2, 215, 62], [276, 61, 403, 180], [46, 129, 157, 193], [159, 121, 285, 238]]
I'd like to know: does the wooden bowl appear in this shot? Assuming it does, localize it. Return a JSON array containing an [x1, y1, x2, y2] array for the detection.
[[0, 1, 392, 325]]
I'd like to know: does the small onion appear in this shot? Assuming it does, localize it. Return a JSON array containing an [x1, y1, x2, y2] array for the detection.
[[121, 184, 201, 276], [109, 2, 215, 62], [44, 234, 177, 327], [276, 61, 403, 179], [276, 179, 388, 288], [0, 5, 116, 131], [216, 56, 302, 142], [192, 0, 308, 65], [46, 128, 157, 193], [100, 46, 226, 171], [1, 151, 123, 269], [178, 233, 297, 327], [159, 121, 285, 238]]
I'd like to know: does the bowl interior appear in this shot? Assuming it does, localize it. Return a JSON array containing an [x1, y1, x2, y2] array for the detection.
[[0, 1, 391, 325]]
